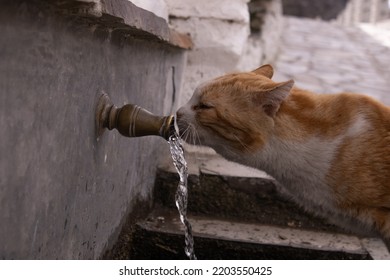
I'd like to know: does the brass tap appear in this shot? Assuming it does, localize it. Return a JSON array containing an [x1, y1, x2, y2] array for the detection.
[[96, 93, 175, 140]]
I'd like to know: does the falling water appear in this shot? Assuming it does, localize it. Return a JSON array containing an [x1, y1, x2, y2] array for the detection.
[[168, 132, 197, 260]]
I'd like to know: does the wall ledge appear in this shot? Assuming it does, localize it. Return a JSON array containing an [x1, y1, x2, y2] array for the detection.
[[51, 0, 193, 49]]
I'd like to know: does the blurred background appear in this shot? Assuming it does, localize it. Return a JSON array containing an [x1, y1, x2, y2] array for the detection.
[[133, 0, 390, 105]]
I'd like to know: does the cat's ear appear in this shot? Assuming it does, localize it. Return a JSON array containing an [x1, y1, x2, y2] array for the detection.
[[252, 64, 274, 79], [261, 80, 294, 117]]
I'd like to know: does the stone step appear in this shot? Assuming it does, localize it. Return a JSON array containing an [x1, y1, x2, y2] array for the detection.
[[155, 152, 347, 234], [129, 207, 390, 260], [149, 151, 390, 259]]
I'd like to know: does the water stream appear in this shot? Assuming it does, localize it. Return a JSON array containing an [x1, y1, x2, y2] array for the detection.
[[168, 132, 197, 260]]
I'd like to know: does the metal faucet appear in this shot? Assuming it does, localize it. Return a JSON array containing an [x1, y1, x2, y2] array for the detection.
[[95, 92, 175, 140]]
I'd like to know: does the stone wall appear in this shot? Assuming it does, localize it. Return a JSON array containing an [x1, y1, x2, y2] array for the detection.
[[165, 0, 283, 106], [244, 0, 284, 67], [0, 0, 187, 259], [165, 0, 250, 104]]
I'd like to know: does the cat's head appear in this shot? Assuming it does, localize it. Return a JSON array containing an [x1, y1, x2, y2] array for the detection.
[[176, 65, 294, 154]]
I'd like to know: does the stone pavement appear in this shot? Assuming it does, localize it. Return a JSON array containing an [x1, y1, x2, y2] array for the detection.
[[274, 16, 390, 105]]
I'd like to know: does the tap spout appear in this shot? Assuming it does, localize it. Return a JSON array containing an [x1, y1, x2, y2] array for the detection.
[[96, 93, 175, 140]]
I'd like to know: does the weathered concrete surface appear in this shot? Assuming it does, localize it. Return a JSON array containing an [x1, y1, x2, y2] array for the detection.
[[167, 0, 251, 105], [239, 0, 284, 70], [154, 170, 348, 233], [128, 165, 389, 259], [167, 0, 285, 105], [129, 208, 373, 260], [0, 0, 186, 259]]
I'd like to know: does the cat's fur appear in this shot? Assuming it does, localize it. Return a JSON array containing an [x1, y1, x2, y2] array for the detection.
[[176, 64, 390, 241]]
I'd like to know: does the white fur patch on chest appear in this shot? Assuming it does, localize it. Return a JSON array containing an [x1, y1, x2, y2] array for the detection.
[[243, 114, 371, 214], [253, 136, 340, 209]]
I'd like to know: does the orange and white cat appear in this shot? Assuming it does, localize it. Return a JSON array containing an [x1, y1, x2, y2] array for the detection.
[[176, 64, 390, 242]]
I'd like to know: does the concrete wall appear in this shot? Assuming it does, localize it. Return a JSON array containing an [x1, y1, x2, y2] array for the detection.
[[166, 0, 250, 104], [244, 0, 284, 67], [166, 0, 283, 106], [0, 0, 186, 259]]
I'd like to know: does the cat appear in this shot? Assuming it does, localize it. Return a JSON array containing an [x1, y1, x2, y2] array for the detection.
[[176, 64, 390, 244]]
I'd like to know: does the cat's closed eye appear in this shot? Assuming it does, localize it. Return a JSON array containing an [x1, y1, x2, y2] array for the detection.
[[192, 102, 213, 110]]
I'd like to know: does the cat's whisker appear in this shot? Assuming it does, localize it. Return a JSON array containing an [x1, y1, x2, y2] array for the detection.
[[185, 126, 195, 144], [178, 122, 193, 144], [187, 126, 196, 145], [192, 124, 202, 146], [181, 123, 200, 147], [233, 134, 252, 154], [194, 133, 201, 146], [180, 125, 191, 140]]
